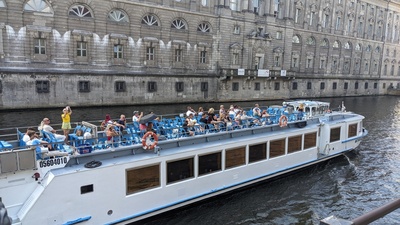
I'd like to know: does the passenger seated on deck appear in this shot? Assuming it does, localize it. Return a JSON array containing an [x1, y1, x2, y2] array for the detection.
[[253, 104, 262, 117], [100, 114, 113, 131], [261, 110, 270, 118], [23, 127, 36, 144], [27, 131, 67, 159], [182, 114, 195, 136], [115, 114, 127, 132], [38, 118, 66, 142], [207, 108, 223, 129]]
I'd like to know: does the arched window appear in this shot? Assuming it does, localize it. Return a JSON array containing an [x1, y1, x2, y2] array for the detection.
[[355, 43, 361, 51], [171, 19, 187, 30], [344, 42, 351, 49], [0, 0, 6, 7], [69, 5, 93, 18], [320, 38, 329, 47], [24, 0, 52, 13], [333, 40, 340, 48], [365, 45, 371, 52], [142, 14, 159, 26], [197, 23, 211, 32], [292, 35, 300, 43], [375, 46, 380, 53], [306, 37, 315, 45], [108, 9, 129, 22]]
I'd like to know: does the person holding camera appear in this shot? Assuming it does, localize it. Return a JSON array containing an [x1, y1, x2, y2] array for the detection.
[[61, 106, 72, 143]]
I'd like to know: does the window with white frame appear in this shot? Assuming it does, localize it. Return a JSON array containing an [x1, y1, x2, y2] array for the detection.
[[198, 23, 210, 33], [171, 19, 187, 30], [146, 44, 155, 61], [295, 8, 301, 23], [200, 49, 207, 63], [274, 55, 280, 67], [114, 44, 123, 59], [69, 5, 92, 18], [175, 48, 182, 62], [276, 31, 282, 39], [108, 9, 129, 22], [233, 25, 240, 34], [24, 0, 52, 13], [34, 38, 46, 54], [77, 41, 87, 57], [142, 14, 159, 26], [201, 0, 208, 6]]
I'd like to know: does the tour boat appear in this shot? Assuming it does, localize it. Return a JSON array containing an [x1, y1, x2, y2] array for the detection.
[[0, 100, 368, 225]]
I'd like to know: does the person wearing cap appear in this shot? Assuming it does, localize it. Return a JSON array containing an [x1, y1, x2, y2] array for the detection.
[[100, 114, 113, 131]]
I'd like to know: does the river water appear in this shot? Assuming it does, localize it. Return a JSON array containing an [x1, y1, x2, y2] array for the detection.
[[1, 96, 399, 224]]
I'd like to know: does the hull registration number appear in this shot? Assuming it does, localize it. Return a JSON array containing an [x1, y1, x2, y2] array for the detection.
[[39, 157, 68, 168]]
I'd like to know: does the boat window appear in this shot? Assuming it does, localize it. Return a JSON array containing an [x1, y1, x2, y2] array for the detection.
[[330, 127, 341, 142], [288, 135, 302, 153], [304, 132, 317, 149], [348, 123, 358, 138], [225, 147, 246, 169], [249, 143, 266, 163], [270, 139, 285, 158], [81, 184, 93, 194], [199, 152, 222, 176], [126, 164, 160, 195], [167, 158, 194, 184]]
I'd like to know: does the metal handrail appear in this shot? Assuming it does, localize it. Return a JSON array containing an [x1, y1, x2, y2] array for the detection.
[[352, 198, 400, 225]]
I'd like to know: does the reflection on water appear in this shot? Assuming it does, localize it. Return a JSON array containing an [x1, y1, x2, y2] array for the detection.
[[1, 96, 400, 224]]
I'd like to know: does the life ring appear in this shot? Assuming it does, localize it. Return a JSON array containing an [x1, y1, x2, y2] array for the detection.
[[279, 115, 288, 127], [84, 160, 102, 169], [142, 131, 158, 150]]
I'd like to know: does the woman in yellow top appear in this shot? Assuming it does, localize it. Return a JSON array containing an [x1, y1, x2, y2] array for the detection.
[[61, 106, 72, 143]]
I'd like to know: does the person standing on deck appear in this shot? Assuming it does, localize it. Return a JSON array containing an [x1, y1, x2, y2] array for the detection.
[[61, 106, 72, 143]]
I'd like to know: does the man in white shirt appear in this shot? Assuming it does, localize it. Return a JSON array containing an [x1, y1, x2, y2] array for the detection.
[[40, 118, 66, 142], [132, 111, 142, 122]]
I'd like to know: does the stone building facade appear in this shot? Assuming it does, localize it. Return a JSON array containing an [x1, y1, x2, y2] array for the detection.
[[0, 0, 399, 109]]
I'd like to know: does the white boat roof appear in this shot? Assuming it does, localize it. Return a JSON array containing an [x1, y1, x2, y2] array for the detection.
[[283, 100, 330, 108]]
